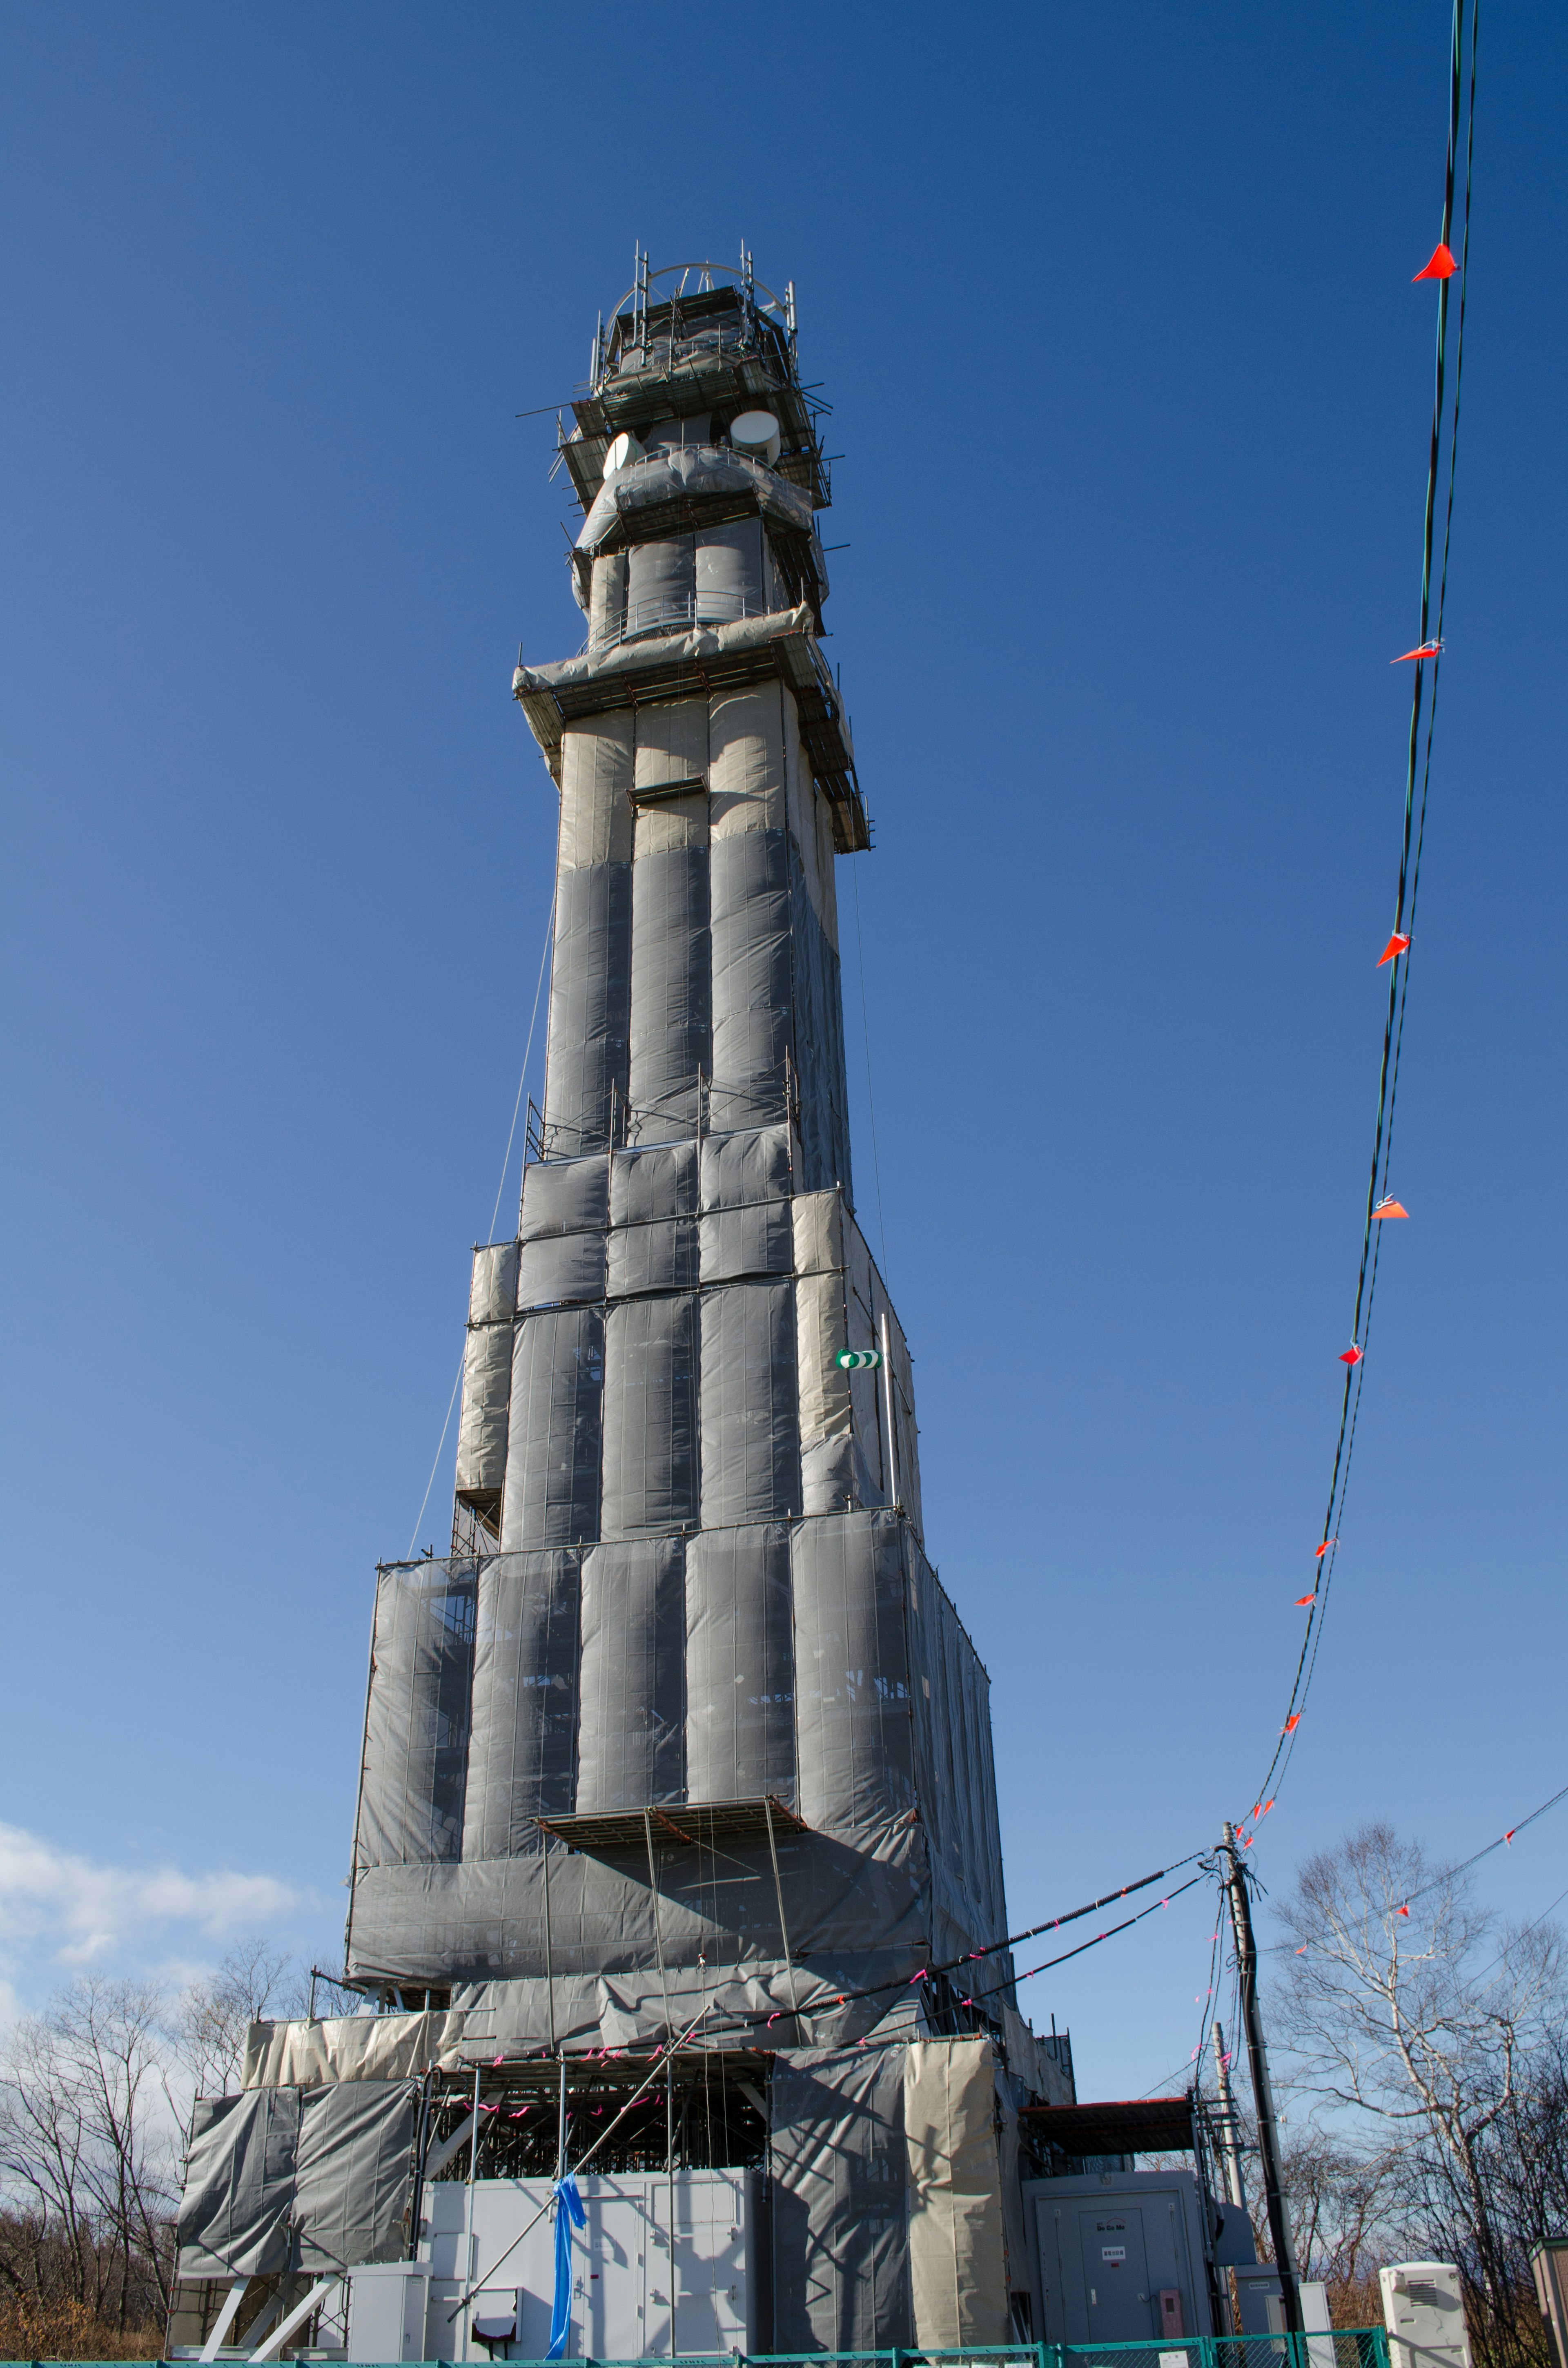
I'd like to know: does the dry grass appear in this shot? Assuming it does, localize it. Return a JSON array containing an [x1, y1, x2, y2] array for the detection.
[[0, 2295, 165, 2361]]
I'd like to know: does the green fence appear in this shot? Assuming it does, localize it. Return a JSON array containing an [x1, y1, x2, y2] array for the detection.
[[24, 2333, 1392, 2368]]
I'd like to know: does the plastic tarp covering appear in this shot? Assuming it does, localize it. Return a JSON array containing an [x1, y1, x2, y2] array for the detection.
[[905, 1547, 1009, 1967], [356, 1562, 477, 1867], [790, 836, 852, 1195], [634, 696, 709, 792], [558, 712, 633, 871], [463, 1551, 582, 1854], [242, 2010, 467, 2089], [600, 1294, 698, 1537], [469, 1242, 520, 1322], [575, 1539, 685, 1809], [292, 2080, 421, 2272], [698, 1280, 799, 1527], [791, 1188, 844, 1278], [606, 1214, 699, 1298], [625, 534, 694, 638], [177, 2088, 297, 2277], [684, 1521, 795, 1801], [519, 1154, 609, 1242], [501, 1308, 604, 1551], [709, 686, 786, 838], [453, 1958, 907, 2056], [695, 516, 763, 623], [543, 861, 629, 1156], [699, 1123, 791, 1211], [609, 1139, 697, 1224], [588, 550, 626, 647], [903, 2037, 1010, 2348], [628, 842, 709, 1137], [575, 446, 814, 557], [791, 1510, 915, 1842], [345, 1506, 1008, 1993], [455, 1316, 513, 1501], [177, 2082, 419, 2279], [516, 1229, 607, 1310], [769, 2045, 912, 2352], [698, 1197, 793, 1283], [709, 829, 790, 1133], [796, 1270, 855, 1515]]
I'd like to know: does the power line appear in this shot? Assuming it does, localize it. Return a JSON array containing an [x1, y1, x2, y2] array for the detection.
[[1247, 0, 1479, 1819]]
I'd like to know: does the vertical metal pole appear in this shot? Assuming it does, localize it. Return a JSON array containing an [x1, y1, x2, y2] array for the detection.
[[1221, 1824, 1301, 2331], [543, 1837, 557, 2053], [644, 1811, 673, 2038], [555, 2050, 568, 2179], [468, 2062, 481, 2185], [880, 1312, 900, 1510], [1211, 2020, 1247, 2211], [763, 1798, 800, 2032]]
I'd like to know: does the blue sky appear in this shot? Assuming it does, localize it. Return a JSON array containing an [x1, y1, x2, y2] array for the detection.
[[2, 0, 1564, 2095]]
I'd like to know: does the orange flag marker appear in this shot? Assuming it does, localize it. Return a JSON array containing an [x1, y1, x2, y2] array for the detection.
[[1283, 1713, 1302, 1733], [1396, 1903, 1411, 1917], [1413, 243, 1458, 281], [1378, 933, 1411, 966], [1294, 1593, 1317, 1607], [1315, 1539, 1337, 1558], [1373, 1195, 1409, 1218], [1339, 1344, 1364, 1366], [1392, 640, 1443, 663]]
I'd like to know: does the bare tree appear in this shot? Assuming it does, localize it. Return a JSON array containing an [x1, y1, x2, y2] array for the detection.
[[0, 1941, 307, 2356], [1275, 1822, 1563, 2364], [169, 1938, 303, 2099], [0, 1978, 179, 2340]]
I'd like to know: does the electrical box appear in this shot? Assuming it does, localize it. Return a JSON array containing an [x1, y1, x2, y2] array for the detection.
[[410, 2170, 757, 2360], [1234, 2264, 1285, 2336], [1382, 2261, 1472, 2368], [346, 2263, 430, 2363], [1026, 2171, 1214, 2346]]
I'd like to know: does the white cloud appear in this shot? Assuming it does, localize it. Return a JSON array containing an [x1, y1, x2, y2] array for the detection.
[[0, 1820, 303, 1971]]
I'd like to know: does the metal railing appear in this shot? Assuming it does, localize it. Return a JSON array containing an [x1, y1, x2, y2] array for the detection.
[[133, 2330, 1394, 2368], [589, 589, 776, 653], [56, 2341, 1392, 2368]]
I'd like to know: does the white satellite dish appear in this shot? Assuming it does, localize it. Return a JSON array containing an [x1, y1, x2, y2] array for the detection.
[[602, 430, 644, 478], [728, 409, 782, 466]]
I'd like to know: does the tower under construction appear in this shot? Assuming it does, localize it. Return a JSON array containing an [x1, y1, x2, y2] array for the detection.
[[171, 254, 1075, 2365]]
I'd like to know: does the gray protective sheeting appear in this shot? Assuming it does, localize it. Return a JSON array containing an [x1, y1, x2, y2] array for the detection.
[[454, 1317, 513, 1504], [606, 1215, 699, 1297], [177, 2081, 419, 2279], [708, 830, 791, 1132], [699, 1280, 800, 1527], [628, 843, 709, 1137], [575, 1539, 685, 1809], [542, 861, 629, 1155], [516, 1229, 608, 1309], [519, 1153, 608, 1241], [356, 1562, 477, 1867], [769, 2046, 912, 2352], [463, 1551, 582, 1854], [347, 1512, 1005, 1998], [791, 1510, 916, 1842], [501, 1307, 604, 1550], [684, 1521, 795, 1802], [600, 1293, 698, 1537]]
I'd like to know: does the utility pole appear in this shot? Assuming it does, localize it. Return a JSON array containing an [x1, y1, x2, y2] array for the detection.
[[1220, 1823, 1302, 2333], [1210, 2020, 1246, 2212]]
